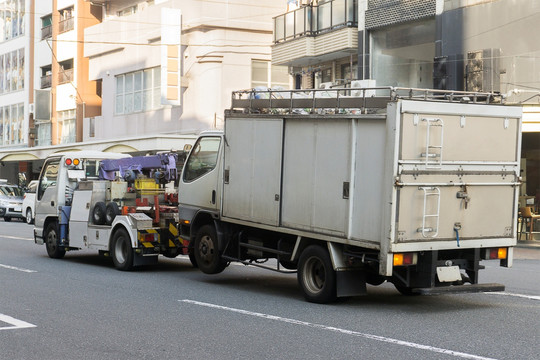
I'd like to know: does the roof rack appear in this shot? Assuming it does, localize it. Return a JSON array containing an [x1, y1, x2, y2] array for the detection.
[[229, 87, 503, 114]]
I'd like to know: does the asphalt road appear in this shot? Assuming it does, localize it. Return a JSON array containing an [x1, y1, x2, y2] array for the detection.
[[1, 219, 539, 360]]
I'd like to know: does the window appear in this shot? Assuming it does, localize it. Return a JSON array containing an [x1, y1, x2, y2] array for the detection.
[[371, 20, 435, 88], [0, 0, 25, 42], [251, 60, 289, 89], [0, 102, 24, 146], [115, 67, 161, 115], [183, 137, 221, 182], [0, 48, 25, 94], [38, 158, 59, 201], [58, 59, 74, 84], [118, 5, 137, 17], [58, 109, 76, 144]]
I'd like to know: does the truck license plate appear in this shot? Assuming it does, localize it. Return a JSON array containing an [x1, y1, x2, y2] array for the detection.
[[436, 266, 461, 282]]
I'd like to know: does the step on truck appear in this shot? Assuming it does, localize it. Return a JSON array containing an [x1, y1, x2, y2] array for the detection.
[[34, 151, 190, 269], [178, 87, 523, 303]]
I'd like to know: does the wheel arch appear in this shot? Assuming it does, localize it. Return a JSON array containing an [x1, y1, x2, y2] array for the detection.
[[190, 211, 225, 250], [109, 223, 136, 250]]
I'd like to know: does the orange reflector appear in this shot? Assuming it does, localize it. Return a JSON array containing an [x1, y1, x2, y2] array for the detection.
[[497, 248, 507, 259], [393, 254, 404, 266], [73, 158, 80, 166], [183, 220, 190, 225]]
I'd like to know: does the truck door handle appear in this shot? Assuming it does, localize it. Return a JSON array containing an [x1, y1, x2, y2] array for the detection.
[[212, 190, 216, 204], [51, 201, 55, 207]]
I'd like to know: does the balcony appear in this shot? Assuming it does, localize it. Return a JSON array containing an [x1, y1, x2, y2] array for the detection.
[[59, 17, 74, 34], [58, 68, 74, 84], [41, 74, 52, 89], [41, 25, 52, 39], [272, 0, 358, 66]]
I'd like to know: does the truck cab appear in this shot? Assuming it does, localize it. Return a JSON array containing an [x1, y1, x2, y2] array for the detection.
[[34, 151, 130, 249]]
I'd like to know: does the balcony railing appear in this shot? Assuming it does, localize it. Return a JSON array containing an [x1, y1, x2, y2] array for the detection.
[[274, 0, 357, 44], [58, 68, 74, 84], [41, 25, 52, 39], [41, 74, 52, 88], [59, 17, 74, 33]]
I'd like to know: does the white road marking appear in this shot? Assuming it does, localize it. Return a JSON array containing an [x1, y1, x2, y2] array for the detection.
[[1, 235, 33, 241], [179, 299, 497, 360], [0, 314, 36, 331], [486, 292, 540, 301], [0, 264, 37, 273]]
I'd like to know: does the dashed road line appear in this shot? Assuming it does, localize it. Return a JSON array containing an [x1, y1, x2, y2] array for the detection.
[[0, 314, 36, 331], [0, 264, 37, 273], [0, 235, 34, 241], [179, 299, 497, 360]]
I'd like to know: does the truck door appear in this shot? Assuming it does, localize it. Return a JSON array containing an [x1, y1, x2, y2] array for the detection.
[[35, 157, 61, 232], [180, 136, 223, 212], [222, 118, 283, 226]]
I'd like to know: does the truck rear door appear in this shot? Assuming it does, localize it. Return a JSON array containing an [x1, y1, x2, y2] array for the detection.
[[392, 100, 522, 249]]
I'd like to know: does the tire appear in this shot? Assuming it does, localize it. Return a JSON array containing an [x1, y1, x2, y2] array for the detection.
[[194, 224, 226, 274], [366, 273, 385, 286], [25, 208, 33, 225], [298, 245, 337, 304], [4, 216, 11, 222], [105, 202, 120, 225], [111, 228, 134, 271], [45, 222, 66, 259], [92, 202, 107, 225]]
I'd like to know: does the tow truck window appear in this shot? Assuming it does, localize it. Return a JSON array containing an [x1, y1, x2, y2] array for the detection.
[[38, 159, 60, 201], [183, 137, 221, 182]]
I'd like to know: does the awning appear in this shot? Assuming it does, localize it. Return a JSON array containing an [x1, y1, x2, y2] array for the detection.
[[0, 153, 40, 161]]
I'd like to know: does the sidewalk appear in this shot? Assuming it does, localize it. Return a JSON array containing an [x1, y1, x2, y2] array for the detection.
[[516, 239, 540, 250]]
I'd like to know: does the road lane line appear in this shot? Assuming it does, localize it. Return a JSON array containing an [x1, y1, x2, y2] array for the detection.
[[0, 314, 36, 331], [179, 299, 497, 360], [0, 264, 37, 273], [486, 292, 540, 301], [1, 235, 34, 241]]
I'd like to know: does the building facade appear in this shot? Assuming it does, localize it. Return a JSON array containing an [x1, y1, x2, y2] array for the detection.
[[272, 0, 540, 202], [0, 0, 288, 184]]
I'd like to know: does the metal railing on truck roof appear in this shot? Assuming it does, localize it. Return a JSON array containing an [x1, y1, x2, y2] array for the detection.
[[229, 87, 503, 115]]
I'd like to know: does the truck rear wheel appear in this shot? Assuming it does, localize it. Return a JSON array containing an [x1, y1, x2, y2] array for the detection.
[[194, 224, 226, 274], [45, 222, 66, 259], [111, 228, 134, 271], [298, 245, 337, 303]]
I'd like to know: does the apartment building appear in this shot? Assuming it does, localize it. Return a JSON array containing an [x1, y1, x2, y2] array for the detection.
[[0, 0, 288, 184], [272, 0, 540, 201], [0, 0, 31, 183]]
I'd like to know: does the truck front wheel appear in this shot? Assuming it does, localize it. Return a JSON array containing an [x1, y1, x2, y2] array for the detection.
[[111, 228, 134, 271], [45, 222, 66, 259], [194, 224, 226, 274], [298, 245, 337, 303]]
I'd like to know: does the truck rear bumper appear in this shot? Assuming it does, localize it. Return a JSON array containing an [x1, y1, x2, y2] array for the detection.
[[411, 283, 505, 295]]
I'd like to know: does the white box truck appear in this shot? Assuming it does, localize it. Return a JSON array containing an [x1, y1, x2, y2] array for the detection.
[[178, 87, 522, 303]]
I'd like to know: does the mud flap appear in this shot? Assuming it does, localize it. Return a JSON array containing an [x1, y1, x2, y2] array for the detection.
[[336, 270, 367, 297], [133, 254, 158, 267]]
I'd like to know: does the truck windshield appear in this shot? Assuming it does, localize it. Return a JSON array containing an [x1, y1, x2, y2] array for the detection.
[[183, 137, 221, 182]]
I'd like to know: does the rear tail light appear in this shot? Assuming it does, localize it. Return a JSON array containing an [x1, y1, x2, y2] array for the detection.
[[486, 247, 507, 260], [393, 253, 418, 266]]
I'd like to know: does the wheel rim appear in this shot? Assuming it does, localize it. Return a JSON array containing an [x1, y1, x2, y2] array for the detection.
[[26, 209, 32, 224], [115, 236, 127, 264], [302, 256, 326, 294], [198, 235, 215, 265]]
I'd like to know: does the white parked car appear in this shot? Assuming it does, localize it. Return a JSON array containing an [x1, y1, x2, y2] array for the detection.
[[23, 180, 38, 225]]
